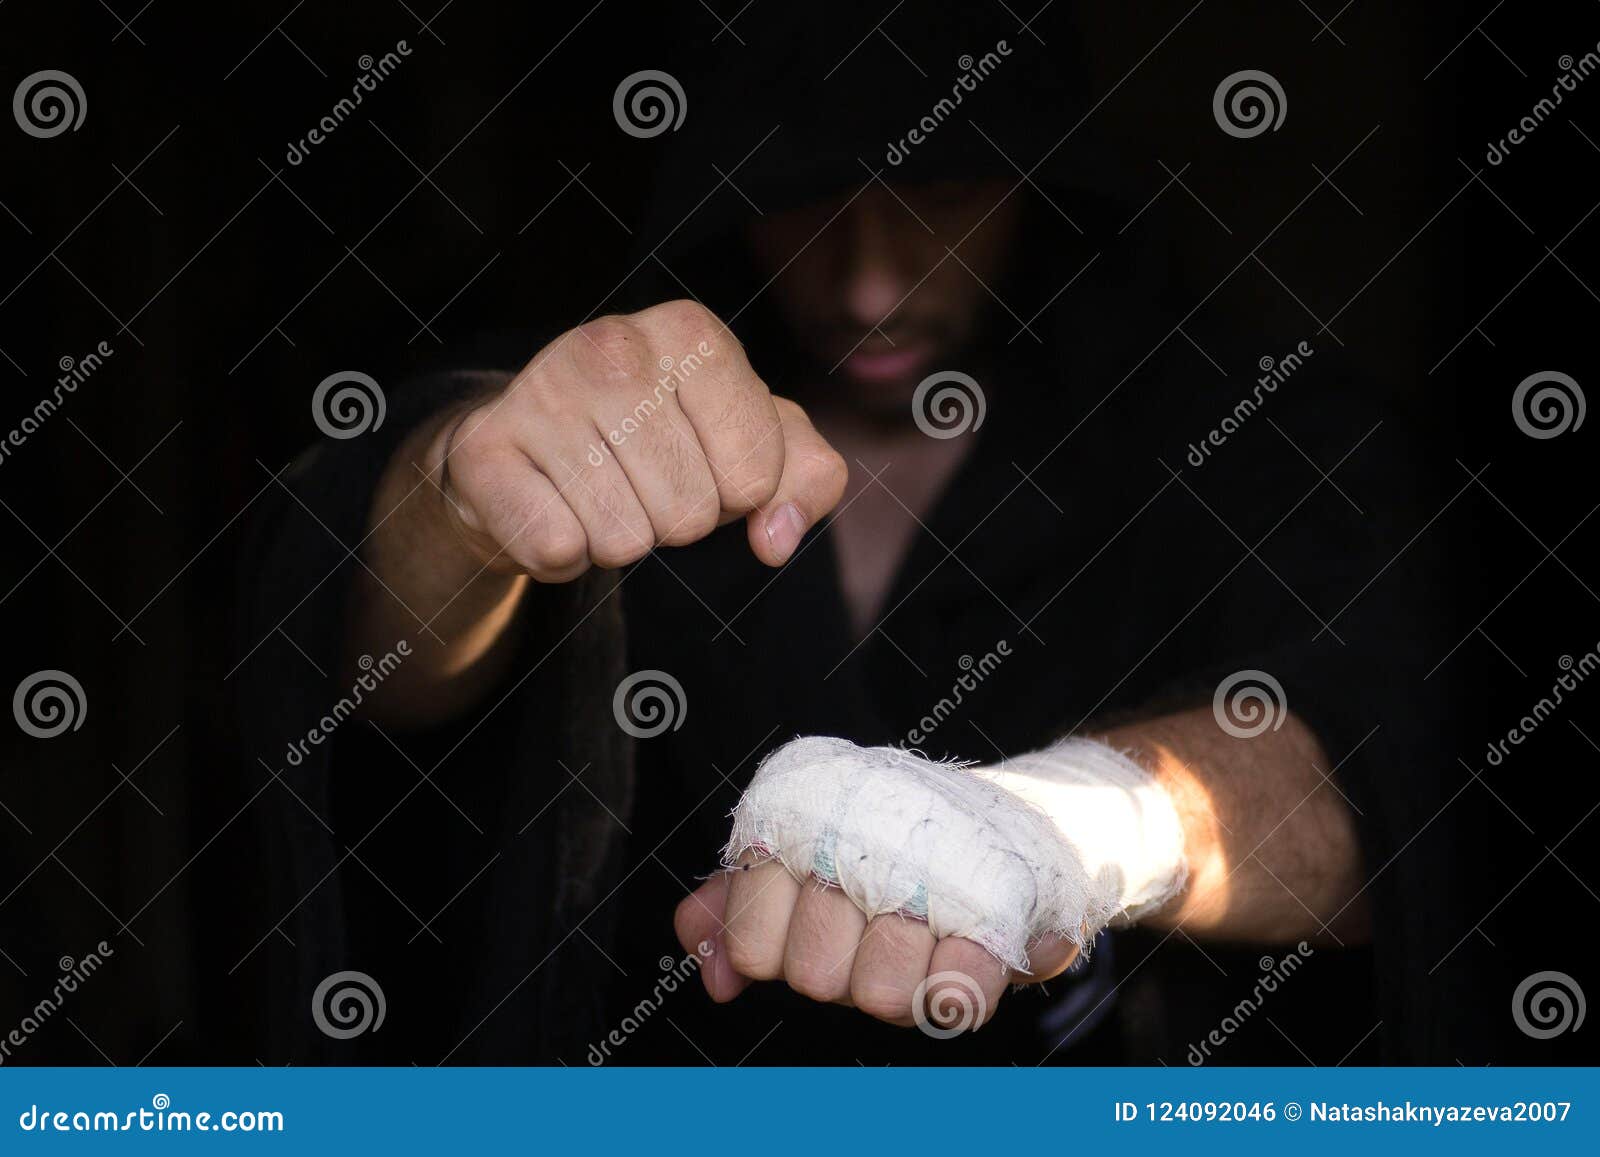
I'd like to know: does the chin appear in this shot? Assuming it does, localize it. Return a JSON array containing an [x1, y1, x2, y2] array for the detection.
[[839, 375, 924, 420]]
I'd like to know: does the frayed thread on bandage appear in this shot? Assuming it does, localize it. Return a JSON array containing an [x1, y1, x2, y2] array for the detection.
[[721, 736, 1187, 973]]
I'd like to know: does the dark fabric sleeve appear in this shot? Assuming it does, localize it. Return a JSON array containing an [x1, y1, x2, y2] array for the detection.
[[234, 367, 634, 1063], [1117, 367, 1475, 1063]]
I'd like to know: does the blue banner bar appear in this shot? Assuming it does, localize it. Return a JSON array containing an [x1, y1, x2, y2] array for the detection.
[[2, 1068, 1593, 1153]]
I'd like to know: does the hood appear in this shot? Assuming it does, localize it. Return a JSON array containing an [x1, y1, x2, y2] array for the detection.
[[633, 2, 1128, 266]]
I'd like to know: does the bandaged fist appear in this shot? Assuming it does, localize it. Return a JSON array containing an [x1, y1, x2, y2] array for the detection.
[[675, 848, 1080, 1032], [675, 737, 1188, 1032], [439, 300, 847, 579]]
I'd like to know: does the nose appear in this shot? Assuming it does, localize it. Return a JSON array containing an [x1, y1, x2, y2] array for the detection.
[[842, 193, 909, 329]]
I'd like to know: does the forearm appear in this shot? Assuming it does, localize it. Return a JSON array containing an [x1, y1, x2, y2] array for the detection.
[[339, 301, 851, 733], [1099, 706, 1369, 946], [687, 707, 1371, 1018], [341, 404, 531, 729]]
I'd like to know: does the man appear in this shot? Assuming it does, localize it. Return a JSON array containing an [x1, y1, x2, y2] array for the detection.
[[242, 7, 1459, 1064]]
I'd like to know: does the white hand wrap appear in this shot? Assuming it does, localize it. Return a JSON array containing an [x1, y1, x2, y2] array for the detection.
[[722, 736, 1188, 973]]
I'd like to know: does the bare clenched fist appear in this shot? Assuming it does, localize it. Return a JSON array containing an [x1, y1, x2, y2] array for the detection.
[[437, 299, 847, 579]]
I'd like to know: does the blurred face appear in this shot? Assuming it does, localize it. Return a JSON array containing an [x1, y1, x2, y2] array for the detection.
[[745, 179, 1021, 411]]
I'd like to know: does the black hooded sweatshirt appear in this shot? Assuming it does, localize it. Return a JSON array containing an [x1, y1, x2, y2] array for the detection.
[[238, 4, 1477, 1065]]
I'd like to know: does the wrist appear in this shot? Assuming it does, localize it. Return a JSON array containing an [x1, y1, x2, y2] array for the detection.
[[1093, 720, 1229, 932], [986, 737, 1189, 928]]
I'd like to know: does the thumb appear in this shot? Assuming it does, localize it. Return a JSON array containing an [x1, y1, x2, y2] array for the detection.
[[674, 873, 751, 1003], [746, 397, 849, 566]]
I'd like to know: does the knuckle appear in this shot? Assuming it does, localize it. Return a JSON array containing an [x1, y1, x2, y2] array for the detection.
[[718, 456, 782, 513], [442, 446, 491, 508], [638, 298, 723, 347], [724, 935, 784, 982], [656, 494, 720, 546], [456, 398, 502, 436], [587, 530, 651, 570], [569, 315, 649, 392], [785, 955, 849, 1003], [814, 445, 849, 487], [634, 427, 721, 543], [444, 456, 514, 538], [556, 473, 652, 569], [712, 414, 785, 509], [795, 445, 849, 505], [519, 366, 589, 423], [523, 520, 588, 574], [850, 979, 915, 1026], [744, 470, 783, 511], [443, 408, 503, 476], [818, 448, 850, 498]]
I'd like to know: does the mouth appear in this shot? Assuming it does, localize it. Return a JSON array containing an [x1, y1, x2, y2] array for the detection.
[[840, 341, 934, 385]]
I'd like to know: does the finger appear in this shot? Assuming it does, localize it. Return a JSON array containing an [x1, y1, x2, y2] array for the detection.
[[723, 853, 801, 982], [1013, 932, 1080, 985], [850, 914, 937, 1026], [444, 436, 590, 582], [648, 306, 787, 519], [925, 937, 1010, 1032], [603, 397, 722, 548], [783, 881, 866, 1005], [745, 396, 849, 566], [673, 874, 750, 1003], [566, 310, 724, 548], [519, 417, 656, 570]]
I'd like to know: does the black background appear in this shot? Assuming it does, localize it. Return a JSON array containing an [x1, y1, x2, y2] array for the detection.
[[1, 1, 1595, 1064]]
